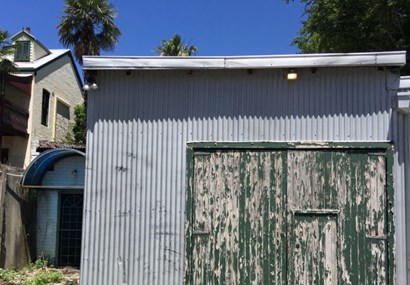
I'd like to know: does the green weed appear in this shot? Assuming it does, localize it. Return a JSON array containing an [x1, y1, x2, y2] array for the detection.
[[0, 267, 18, 281], [23, 270, 63, 285]]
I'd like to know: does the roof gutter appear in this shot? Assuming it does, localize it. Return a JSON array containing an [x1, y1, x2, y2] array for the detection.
[[83, 51, 407, 70]]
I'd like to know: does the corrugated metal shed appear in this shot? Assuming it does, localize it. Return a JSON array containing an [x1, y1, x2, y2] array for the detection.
[[82, 52, 408, 284]]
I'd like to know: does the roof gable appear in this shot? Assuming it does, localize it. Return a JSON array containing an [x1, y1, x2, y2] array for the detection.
[[11, 30, 50, 62]]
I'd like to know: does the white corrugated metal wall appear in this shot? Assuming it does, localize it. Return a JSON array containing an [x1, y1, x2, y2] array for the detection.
[[82, 67, 407, 284], [406, 115, 410, 283]]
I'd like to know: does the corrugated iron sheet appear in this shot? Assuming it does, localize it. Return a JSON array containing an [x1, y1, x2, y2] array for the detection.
[[82, 67, 407, 284]]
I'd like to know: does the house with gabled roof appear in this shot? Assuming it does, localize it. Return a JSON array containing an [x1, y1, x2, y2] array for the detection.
[[2, 28, 83, 168]]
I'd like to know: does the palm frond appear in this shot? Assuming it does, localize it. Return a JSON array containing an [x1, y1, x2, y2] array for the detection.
[[0, 29, 16, 75], [155, 34, 198, 56], [57, 0, 121, 64]]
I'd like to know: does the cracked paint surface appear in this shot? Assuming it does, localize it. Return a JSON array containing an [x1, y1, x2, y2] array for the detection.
[[186, 148, 392, 285]]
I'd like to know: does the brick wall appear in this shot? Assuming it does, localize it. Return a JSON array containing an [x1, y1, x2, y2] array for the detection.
[[27, 55, 83, 167]]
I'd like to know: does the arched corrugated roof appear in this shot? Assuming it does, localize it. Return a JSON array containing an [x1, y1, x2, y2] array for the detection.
[[21, 149, 85, 187]]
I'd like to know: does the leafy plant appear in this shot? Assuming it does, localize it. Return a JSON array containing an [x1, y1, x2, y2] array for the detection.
[[23, 270, 63, 285], [72, 103, 87, 144], [285, 0, 410, 73], [32, 258, 48, 270], [0, 267, 18, 281]]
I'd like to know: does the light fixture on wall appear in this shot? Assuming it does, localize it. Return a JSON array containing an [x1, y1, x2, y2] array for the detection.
[[90, 82, 98, 90], [287, 69, 298, 80], [72, 169, 78, 176], [83, 71, 98, 90], [83, 78, 98, 90]]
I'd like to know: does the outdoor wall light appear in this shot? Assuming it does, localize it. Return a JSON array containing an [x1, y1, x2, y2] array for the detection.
[[83, 78, 98, 90], [287, 69, 298, 80], [83, 83, 90, 91], [90, 82, 98, 90], [83, 71, 98, 90]]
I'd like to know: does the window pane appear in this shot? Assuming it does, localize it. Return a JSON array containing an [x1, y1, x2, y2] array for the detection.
[[41, 89, 50, 126], [15, 41, 30, 61], [57, 101, 70, 120]]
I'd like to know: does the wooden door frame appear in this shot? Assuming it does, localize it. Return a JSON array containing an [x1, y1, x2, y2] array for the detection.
[[185, 142, 394, 285]]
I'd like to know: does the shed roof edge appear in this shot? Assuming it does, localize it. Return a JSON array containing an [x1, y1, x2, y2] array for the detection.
[[83, 51, 406, 70]]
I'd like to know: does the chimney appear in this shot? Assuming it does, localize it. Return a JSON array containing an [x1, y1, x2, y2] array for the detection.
[[24, 27, 31, 33]]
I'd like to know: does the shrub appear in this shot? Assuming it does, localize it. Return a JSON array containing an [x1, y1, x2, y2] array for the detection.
[[23, 270, 63, 285], [0, 267, 18, 281]]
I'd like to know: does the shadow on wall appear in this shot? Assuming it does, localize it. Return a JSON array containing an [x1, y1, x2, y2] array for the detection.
[[88, 67, 399, 123], [87, 67, 403, 162]]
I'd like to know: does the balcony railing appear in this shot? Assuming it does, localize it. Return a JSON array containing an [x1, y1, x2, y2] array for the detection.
[[1, 100, 29, 137]]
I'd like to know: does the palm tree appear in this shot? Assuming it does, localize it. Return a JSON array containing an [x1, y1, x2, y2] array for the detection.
[[58, 0, 120, 144], [0, 29, 16, 84], [154, 34, 198, 56], [57, 0, 121, 64]]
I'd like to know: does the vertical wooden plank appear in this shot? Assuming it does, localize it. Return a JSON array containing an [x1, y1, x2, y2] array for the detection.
[[191, 151, 242, 284], [190, 150, 285, 285], [363, 154, 387, 284], [290, 215, 338, 285], [287, 150, 388, 285], [238, 151, 285, 285]]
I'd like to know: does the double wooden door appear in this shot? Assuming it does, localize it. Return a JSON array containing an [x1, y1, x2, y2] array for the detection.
[[186, 147, 392, 284]]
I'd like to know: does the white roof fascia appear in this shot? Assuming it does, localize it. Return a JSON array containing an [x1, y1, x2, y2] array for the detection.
[[399, 76, 410, 89], [398, 76, 410, 114], [15, 49, 68, 70], [83, 51, 406, 70]]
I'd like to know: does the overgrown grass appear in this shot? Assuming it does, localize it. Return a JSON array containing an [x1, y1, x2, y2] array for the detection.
[[0, 258, 65, 285], [0, 267, 18, 281], [23, 270, 63, 285]]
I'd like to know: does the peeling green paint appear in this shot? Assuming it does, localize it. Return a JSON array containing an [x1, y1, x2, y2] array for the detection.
[[185, 143, 394, 285]]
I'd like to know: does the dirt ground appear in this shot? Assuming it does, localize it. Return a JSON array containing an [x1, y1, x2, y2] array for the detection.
[[0, 267, 79, 285]]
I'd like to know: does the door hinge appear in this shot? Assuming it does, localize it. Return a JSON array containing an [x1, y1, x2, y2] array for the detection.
[[192, 230, 210, 236], [368, 152, 386, 157], [366, 235, 387, 241], [194, 151, 212, 156]]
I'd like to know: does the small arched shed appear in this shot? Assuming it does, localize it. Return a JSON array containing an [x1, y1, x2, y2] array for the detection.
[[21, 149, 85, 267]]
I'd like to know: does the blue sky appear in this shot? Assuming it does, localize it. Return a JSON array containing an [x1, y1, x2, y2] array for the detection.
[[2, 0, 305, 57]]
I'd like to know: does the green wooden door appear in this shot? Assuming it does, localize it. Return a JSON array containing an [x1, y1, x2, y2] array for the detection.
[[188, 150, 286, 284], [287, 150, 388, 284], [186, 147, 391, 285]]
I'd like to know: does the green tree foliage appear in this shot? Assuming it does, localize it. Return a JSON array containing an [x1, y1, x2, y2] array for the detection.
[[0, 29, 16, 77], [72, 103, 87, 145], [287, 0, 410, 72], [58, 0, 121, 64], [58, 0, 121, 144], [155, 34, 198, 56]]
